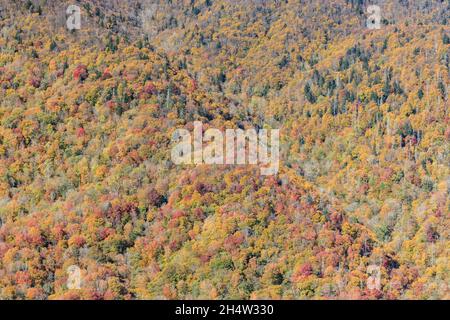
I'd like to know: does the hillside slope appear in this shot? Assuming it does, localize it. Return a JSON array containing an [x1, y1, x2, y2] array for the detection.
[[0, 0, 448, 299]]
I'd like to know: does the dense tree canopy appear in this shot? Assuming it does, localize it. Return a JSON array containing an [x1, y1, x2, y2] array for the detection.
[[0, 0, 448, 300]]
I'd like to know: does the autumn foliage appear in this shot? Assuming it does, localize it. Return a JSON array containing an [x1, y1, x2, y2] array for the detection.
[[0, 0, 448, 300]]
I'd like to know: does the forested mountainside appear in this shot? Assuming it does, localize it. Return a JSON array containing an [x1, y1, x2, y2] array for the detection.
[[0, 0, 448, 299]]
